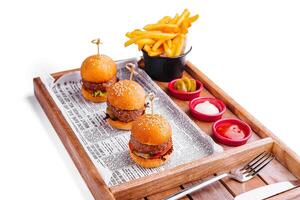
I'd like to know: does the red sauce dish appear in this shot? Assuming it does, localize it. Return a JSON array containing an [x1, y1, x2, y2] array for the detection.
[[212, 118, 252, 146], [168, 79, 203, 101], [189, 97, 226, 122]]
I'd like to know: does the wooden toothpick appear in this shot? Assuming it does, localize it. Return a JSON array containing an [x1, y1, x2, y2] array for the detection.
[[125, 63, 138, 81], [147, 92, 158, 115], [91, 38, 102, 55]]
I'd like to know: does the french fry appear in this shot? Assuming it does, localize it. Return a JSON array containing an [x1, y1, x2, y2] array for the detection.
[[163, 43, 173, 57], [148, 47, 164, 57], [138, 43, 144, 50], [180, 16, 190, 34], [176, 9, 190, 26], [124, 32, 176, 47], [148, 51, 161, 57], [171, 36, 180, 57], [169, 13, 179, 24], [125, 38, 138, 47], [140, 31, 176, 38], [157, 16, 171, 24], [144, 24, 179, 33], [188, 14, 199, 23], [152, 39, 164, 51], [125, 32, 132, 38], [143, 44, 163, 56], [143, 44, 152, 53], [136, 38, 155, 46], [167, 39, 172, 48], [136, 38, 155, 50], [174, 34, 185, 56], [126, 29, 143, 38]]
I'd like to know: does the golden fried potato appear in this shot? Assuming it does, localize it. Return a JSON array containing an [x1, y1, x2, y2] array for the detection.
[[157, 16, 171, 24], [124, 9, 199, 57]]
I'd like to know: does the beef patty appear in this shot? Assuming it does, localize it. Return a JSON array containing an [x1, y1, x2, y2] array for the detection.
[[82, 76, 117, 92], [129, 136, 172, 155], [107, 102, 145, 123]]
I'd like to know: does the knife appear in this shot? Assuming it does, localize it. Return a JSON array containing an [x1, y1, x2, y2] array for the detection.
[[234, 180, 300, 200]]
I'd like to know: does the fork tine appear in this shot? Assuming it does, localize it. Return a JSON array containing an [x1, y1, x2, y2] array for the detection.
[[240, 151, 268, 171], [245, 154, 275, 177], [246, 154, 275, 177], [243, 152, 272, 174], [240, 152, 265, 171]]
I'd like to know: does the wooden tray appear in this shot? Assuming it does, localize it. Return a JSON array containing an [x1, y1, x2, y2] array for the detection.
[[33, 61, 300, 200]]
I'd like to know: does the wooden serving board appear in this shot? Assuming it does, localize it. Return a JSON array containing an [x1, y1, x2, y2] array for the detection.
[[33, 61, 300, 200]]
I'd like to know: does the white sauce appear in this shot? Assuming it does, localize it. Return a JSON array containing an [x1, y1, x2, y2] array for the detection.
[[195, 100, 219, 115]]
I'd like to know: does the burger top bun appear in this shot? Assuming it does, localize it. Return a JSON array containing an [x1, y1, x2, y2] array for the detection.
[[131, 114, 172, 145], [107, 80, 146, 110], [81, 54, 117, 83]]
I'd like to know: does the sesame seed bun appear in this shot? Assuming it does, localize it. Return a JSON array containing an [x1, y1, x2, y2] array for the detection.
[[107, 118, 133, 131], [107, 80, 146, 110], [129, 147, 172, 168], [81, 87, 107, 103], [131, 114, 172, 145], [81, 54, 117, 83]]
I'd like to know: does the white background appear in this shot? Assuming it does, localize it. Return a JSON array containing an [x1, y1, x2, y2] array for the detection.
[[1, 0, 300, 199]]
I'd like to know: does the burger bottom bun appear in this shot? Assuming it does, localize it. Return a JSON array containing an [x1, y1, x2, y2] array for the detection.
[[107, 118, 133, 130], [129, 149, 172, 168], [81, 87, 106, 103]]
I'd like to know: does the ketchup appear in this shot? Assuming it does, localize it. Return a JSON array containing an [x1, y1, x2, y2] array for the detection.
[[216, 122, 245, 140]]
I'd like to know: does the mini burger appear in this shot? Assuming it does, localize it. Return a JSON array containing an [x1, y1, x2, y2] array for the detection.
[[129, 114, 173, 168], [106, 80, 146, 130], [80, 54, 117, 103]]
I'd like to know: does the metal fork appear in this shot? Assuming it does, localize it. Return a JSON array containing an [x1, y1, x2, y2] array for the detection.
[[164, 151, 275, 200]]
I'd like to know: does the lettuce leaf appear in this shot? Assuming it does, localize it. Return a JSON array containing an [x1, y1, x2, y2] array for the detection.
[[93, 90, 106, 97]]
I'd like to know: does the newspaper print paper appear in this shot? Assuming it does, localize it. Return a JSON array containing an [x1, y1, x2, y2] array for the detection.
[[40, 58, 222, 187]]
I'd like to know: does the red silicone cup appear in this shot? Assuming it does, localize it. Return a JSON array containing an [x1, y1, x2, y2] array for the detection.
[[212, 118, 252, 146], [189, 97, 226, 122], [168, 79, 203, 101]]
